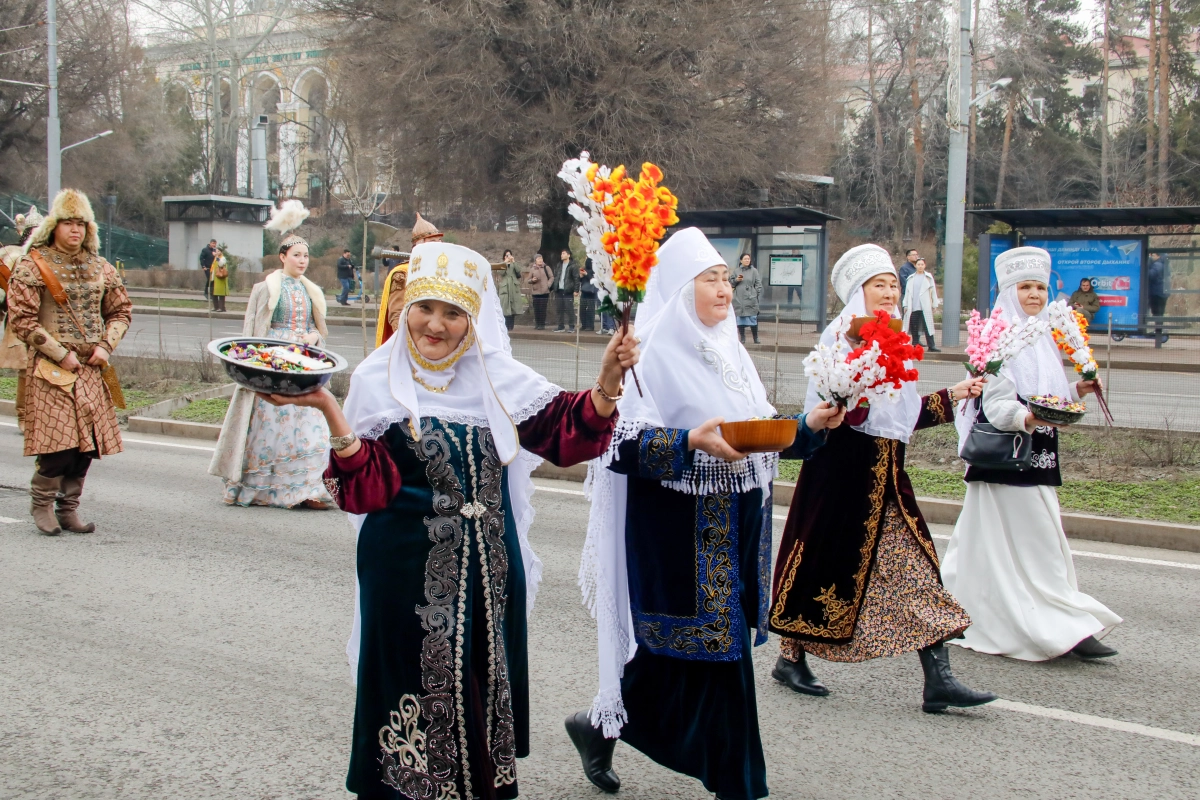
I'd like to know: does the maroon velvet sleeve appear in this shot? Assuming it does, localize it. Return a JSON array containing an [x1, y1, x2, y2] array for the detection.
[[517, 390, 617, 467], [323, 437, 404, 514]]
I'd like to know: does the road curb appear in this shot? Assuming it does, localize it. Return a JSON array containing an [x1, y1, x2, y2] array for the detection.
[[126, 384, 235, 441], [531, 463, 1200, 553]]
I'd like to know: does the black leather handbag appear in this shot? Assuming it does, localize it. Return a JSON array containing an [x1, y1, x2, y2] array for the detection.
[[960, 421, 1033, 471]]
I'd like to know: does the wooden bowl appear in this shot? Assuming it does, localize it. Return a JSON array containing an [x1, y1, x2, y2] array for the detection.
[[848, 316, 902, 341], [720, 418, 798, 453]]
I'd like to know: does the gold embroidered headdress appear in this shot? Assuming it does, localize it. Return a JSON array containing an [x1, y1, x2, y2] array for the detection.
[[404, 242, 486, 319]]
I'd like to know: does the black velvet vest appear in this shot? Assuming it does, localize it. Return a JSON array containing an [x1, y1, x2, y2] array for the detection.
[[964, 399, 1062, 487]]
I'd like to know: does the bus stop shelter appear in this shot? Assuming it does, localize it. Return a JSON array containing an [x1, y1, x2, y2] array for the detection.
[[969, 206, 1200, 345], [673, 205, 840, 325]]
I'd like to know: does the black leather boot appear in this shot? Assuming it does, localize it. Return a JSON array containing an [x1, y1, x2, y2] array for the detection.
[[918, 644, 996, 713], [1071, 635, 1118, 659], [565, 710, 620, 793], [771, 654, 829, 696], [738, 325, 746, 342], [751, 325, 760, 344]]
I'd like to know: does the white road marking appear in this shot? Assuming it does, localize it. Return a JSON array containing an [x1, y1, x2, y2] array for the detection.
[[535, 485, 585, 496], [0, 515, 21, 524], [991, 699, 1200, 747]]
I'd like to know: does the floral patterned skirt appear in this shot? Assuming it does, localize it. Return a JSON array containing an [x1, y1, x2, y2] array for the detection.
[[222, 327, 333, 508], [786, 502, 970, 663]]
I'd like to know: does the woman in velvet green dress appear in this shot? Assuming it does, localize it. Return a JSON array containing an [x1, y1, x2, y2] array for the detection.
[[264, 242, 639, 800], [568, 228, 845, 800]]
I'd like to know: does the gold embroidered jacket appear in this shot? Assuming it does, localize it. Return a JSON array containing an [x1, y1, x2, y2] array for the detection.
[[768, 389, 955, 644]]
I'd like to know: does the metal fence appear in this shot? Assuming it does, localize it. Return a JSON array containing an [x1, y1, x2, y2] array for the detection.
[[0, 191, 170, 270], [118, 289, 1200, 434]]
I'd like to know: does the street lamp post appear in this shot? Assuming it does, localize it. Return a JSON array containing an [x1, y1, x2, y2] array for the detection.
[[46, 0, 60, 201], [941, 0, 973, 347]]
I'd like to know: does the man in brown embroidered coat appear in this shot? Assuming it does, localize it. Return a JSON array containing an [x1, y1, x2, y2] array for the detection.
[[6, 189, 132, 535]]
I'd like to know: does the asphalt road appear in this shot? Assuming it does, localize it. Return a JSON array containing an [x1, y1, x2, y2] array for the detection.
[[0, 422, 1197, 799], [124, 313, 1200, 430]]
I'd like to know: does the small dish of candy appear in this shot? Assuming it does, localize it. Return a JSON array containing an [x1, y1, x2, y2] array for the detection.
[[208, 337, 347, 396], [1028, 394, 1087, 425]]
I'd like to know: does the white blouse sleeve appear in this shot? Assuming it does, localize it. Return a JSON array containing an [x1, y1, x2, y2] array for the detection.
[[982, 370, 1034, 433]]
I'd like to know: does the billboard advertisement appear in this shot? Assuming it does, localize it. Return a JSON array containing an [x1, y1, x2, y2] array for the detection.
[[990, 237, 1144, 327]]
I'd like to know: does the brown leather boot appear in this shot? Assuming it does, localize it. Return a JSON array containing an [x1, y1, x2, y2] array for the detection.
[[30, 473, 63, 535], [56, 475, 96, 533]]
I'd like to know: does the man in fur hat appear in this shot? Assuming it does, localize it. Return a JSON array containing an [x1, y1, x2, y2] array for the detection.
[[5, 189, 132, 535], [375, 212, 444, 346]]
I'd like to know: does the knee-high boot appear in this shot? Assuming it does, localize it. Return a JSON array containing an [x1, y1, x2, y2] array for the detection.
[[918, 644, 995, 713], [751, 325, 760, 344], [30, 472, 62, 535], [737, 325, 746, 342], [56, 474, 95, 533]]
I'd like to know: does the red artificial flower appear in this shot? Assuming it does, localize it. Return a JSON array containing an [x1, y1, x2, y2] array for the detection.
[[847, 309, 924, 390]]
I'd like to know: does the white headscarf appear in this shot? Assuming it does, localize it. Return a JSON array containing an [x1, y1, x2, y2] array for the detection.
[[579, 227, 777, 737], [341, 242, 561, 682], [807, 245, 922, 443], [954, 246, 1067, 451]]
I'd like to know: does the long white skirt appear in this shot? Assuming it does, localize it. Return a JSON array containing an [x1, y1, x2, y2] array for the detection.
[[942, 482, 1121, 661]]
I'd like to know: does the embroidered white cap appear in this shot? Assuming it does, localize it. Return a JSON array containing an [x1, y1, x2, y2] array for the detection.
[[994, 246, 1051, 293], [831, 243, 896, 305]]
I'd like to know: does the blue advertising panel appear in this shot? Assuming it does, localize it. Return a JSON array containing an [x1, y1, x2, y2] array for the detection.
[[989, 237, 1144, 327]]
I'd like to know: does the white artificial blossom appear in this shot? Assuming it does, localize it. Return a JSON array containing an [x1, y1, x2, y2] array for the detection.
[[558, 152, 617, 307], [802, 315, 908, 409], [992, 315, 1051, 365]]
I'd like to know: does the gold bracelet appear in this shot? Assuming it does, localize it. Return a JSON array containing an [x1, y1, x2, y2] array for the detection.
[[594, 380, 625, 403]]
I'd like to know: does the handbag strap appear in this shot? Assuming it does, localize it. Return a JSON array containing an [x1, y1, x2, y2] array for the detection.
[[1011, 432, 1024, 459]]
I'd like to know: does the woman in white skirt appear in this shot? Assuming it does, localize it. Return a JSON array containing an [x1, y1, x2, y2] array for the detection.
[[942, 246, 1121, 661]]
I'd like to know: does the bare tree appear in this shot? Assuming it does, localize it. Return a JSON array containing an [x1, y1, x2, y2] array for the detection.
[[315, 0, 835, 255], [327, 102, 395, 355], [133, 0, 292, 194]]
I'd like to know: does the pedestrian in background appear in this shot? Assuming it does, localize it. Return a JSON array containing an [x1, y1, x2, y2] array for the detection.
[[211, 249, 229, 312], [553, 247, 581, 332], [200, 238, 217, 301], [336, 249, 356, 306], [579, 257, 598, 332], [732, 252, 762, 343], [524, 252, 554, 329], [1068, 277, 1100, 324], [898, 248, 918, 305], [902, 257, 940, 352], [497, 248, 525, 330], [1148, 252, 1171, 343]]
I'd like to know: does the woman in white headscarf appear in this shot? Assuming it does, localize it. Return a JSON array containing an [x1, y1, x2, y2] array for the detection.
[[565, 228, 845, 800], [942, 247, 1121, 661], [261, 242, 639, 800], [769, 244, 995, 714]]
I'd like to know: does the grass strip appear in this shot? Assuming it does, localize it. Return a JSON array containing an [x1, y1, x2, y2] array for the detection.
[[169, 397, 231, 425], [779, 461, 1199, 525]]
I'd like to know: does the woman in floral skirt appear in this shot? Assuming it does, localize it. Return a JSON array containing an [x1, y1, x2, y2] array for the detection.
[[210, 203, 334, 508]]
